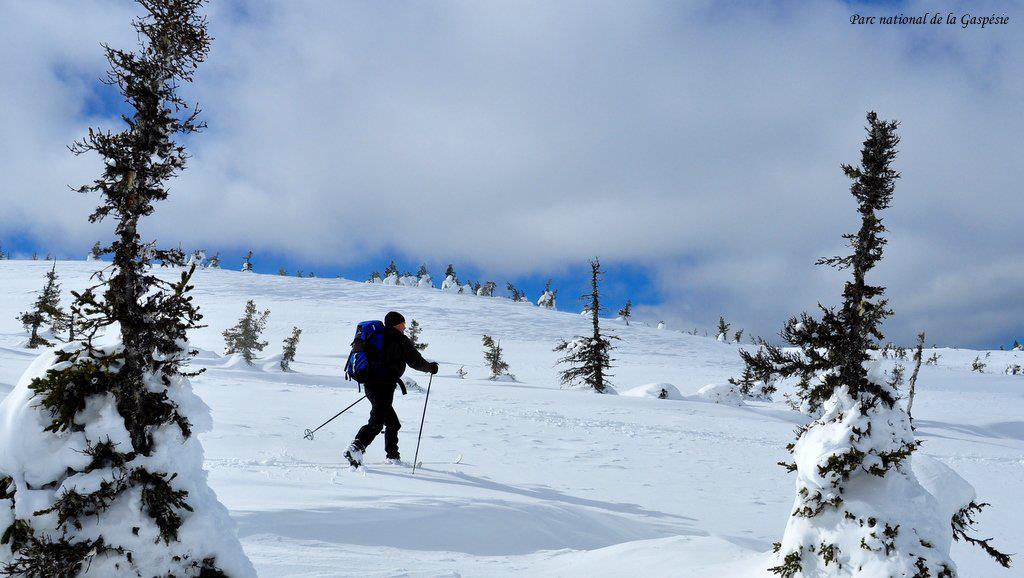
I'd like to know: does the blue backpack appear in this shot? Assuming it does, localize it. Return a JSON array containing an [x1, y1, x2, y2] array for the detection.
[[345, 320, 389, 383]]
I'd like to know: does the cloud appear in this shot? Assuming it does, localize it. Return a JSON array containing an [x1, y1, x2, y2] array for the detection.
[[1, 0, 1021, 346]]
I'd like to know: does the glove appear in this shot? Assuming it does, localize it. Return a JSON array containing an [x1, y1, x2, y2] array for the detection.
[[429, 362, 439, 375]]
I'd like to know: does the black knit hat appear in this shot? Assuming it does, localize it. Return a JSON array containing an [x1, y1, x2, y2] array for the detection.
[[384, 311, 406, 328]]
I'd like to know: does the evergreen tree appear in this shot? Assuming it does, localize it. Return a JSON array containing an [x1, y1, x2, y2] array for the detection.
[[408, 319, 428, 351], [618, 300, 632, 325], [478, 281, 496, 297], [277, 267, 287, 276], [208, 252, 221, 268], [456, 365, 468, 379], [906, 331, 924, 420], [554, 258, 617, 393], [223, 300, 270, 364], [728, 347, 778, 400], [444, 264, 458, 285], [734, 113, 1006, 577], [31, 252, 39, 260], [280, 326, 301, 372], [482, 335, 510, 379], [241, 249, 253, 272], [0, 241, 6, 259], [506, 282, 526, 302], [367, 271, 382, 283], [537, 279, 557, 309], [384, 259, 399, 278], [185, 249, 205, 268], [88, 241, 104, 261], [716, 315, 730, 342], [734, 329, 744, 343], [16, 264, 68, 348], [971, 355, 987, 373], [416, 264, 433, 287], [0, 2, 251, 575]]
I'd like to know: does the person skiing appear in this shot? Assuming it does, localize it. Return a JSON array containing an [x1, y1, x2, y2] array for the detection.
[[345, 311, 438, 467]]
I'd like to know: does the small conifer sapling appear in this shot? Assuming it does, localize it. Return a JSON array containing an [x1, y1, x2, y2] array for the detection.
[[280, 326, 301, 371], [223, 300, 270, 364]]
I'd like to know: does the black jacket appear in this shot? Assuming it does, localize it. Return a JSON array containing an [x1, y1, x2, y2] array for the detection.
[[375, 327, 433, 383]]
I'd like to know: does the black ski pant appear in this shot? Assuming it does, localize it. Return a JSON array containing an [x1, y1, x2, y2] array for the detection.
[[353, 382, 401, 458]]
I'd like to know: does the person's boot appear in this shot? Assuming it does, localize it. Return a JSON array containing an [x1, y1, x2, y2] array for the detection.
[[384, 455, 405, 466], [344, 443, 364, 467]]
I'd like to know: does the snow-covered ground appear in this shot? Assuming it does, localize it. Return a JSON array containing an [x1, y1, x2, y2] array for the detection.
[[0, 260, 1020, 577]]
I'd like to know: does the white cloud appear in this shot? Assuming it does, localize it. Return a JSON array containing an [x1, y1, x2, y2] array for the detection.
[[1, 0, 1021, 346]]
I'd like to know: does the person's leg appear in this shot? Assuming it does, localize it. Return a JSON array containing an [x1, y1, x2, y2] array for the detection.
[[353, 385, 386, 451], [382, 386, 402, 459]]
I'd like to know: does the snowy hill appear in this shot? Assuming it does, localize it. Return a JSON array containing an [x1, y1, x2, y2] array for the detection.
[[0, 260, 1020, 577]]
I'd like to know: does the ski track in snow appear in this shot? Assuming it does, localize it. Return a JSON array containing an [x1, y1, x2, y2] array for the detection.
[[0, 261, 1021, 577]]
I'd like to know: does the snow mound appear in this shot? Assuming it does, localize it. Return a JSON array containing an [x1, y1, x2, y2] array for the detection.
[[621, 383, 684, 400], [533, 534, 766, 577], [688, 383, 746, 406], [221, 353, 266, 371]]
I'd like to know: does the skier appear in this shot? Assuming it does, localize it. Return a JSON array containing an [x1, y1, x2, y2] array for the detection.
[[345, 311, 438, 467]]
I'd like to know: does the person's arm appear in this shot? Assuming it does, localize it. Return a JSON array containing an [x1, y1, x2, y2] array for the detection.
[[400, 335, 437, 373]]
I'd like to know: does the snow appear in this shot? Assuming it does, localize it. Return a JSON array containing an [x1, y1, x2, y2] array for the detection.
[[621, 382, 684, 400], [690, 382, 746, 406], [0, 260, 1020, 577]]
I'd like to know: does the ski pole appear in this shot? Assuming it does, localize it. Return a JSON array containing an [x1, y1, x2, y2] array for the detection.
[[411, 373, 433, 475], [303, 395, 366, 441]]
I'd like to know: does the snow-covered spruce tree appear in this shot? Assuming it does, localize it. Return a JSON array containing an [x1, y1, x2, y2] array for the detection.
[[186, 249, 205, 269], [279, 326, 301, 372], [0, 242, 7, 259], [16, 264, 68, 349], [456, 366, 468, 379], [734, 329, 744, 343], [971, 355, 986, 373], [736, 113, 1007, 577], [222, 300, 270, 365], [416, 264, 433, 287], [478, 281, 496, 297], [554, 258, 617, 393], [716, 315, 730, 342], [277, 267, 287, 276], [728, 346, 778, 401], [537, 279, 557, 309], [87, 241, 103, 261], [240, 250, 253, 272], [382, 259, 399, 284], [0, 2, 253, 575], [408, 319, 428, 351], [506, 282, 526, 302], [481, 335, 510, 379], [618, 300, 632, 325], [444, 264, 458, 284], [207, 252, 220, 268]]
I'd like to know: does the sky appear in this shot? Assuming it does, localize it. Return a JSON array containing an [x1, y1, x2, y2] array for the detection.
[[1, 0, 1021, 348]]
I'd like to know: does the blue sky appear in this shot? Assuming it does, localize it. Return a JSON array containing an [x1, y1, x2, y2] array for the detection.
[[2, 0, 1021, 348]]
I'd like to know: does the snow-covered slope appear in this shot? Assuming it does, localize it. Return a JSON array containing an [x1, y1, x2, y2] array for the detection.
[[0, 260, 1020, 577]]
